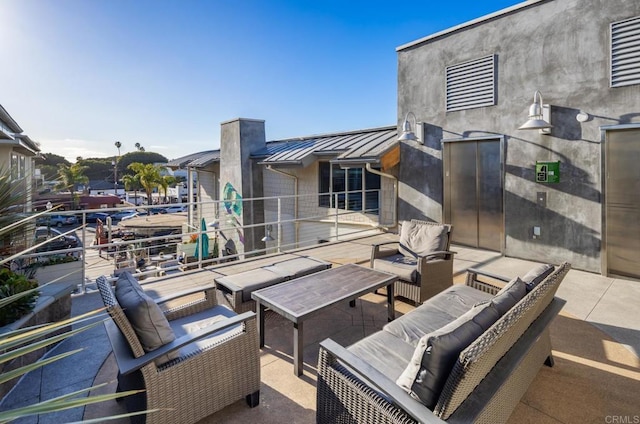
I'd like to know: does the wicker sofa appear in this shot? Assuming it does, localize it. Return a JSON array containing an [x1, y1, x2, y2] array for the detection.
[[317, 261, 571, 424]]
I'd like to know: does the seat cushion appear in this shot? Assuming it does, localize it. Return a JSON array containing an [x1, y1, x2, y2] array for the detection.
[[215, 268, 286, 302], [384, 284, 493, 345], [348, 331, 416, 383], [396, 301, 501, 409], [265, 256, 331, 279], [169, 305, 244, 359], [521, 263, 555, 291], [115, 272, 178, 366], [492, 277, 527, 315], [372, 254, 417, 282]]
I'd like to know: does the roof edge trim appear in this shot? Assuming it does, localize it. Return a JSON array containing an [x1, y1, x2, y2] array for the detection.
[[396, 0, 551, 52]]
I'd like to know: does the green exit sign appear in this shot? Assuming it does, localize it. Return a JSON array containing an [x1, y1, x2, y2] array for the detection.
[[536, 161, 560, 183]]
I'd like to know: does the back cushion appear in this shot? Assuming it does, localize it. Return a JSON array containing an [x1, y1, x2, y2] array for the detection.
[[115, 273, 178, 366], [492, 277, 527, 315], [396, 301, 500, 409], [399, 221, 449, 259], [521, 263, 555, 292]]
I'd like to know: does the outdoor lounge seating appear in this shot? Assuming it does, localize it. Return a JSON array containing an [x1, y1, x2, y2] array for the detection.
[[317, 261, 569, 424], [96, 273, 260, 424], [371, 219, 454, 305], [214, 255, 332, 313]]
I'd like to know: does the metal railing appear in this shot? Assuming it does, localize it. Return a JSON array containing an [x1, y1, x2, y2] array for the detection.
[[10, 190, 386, 293]]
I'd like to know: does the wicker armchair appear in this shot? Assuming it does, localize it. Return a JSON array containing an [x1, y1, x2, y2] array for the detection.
[[371, 219, 454, 304], [96, 275, 260, 424]]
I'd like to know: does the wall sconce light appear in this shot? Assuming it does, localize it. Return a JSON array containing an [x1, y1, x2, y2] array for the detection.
[[398, 111, 420, 142], [261, 224, 274, 242], [518, 90, 553, 134]]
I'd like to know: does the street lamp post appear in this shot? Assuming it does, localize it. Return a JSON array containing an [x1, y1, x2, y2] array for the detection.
[[46, 201, 53, 233], [114, 141, 122, 198]]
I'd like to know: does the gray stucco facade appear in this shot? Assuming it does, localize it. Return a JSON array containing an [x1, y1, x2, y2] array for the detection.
[[396, 0, 640, 272]]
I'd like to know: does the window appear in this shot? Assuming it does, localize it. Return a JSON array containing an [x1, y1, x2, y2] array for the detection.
[[318, 163, 381, 214], [446, 54, 496, 112], [611, 16, 640, 88]]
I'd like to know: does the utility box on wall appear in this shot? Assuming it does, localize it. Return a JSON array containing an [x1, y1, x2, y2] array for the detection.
[[536, 161, 560, 183]]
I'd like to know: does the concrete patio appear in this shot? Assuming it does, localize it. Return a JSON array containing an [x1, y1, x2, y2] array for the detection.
[[1, 233, 639, 423]]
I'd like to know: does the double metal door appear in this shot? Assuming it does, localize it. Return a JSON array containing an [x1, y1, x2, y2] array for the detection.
[[605, 129, 640, 279], [444, 139, 503, 252]]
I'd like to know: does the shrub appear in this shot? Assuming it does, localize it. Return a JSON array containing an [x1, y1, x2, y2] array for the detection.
[[0, 268, 39, 326]]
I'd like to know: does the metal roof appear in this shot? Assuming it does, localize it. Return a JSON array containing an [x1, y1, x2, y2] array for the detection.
[[166, 150, 219, 169], [165, 125, 398, 170], [257, 126, 398, 168]]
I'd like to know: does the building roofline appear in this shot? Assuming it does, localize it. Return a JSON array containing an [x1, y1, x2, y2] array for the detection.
[[272, 125, 396, 143], [396, 0, 551, 52], [0, 104, 24, 133]]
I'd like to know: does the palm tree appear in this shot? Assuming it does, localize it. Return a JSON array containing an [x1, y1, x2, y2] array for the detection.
[[122, 174, 141, 205], [128, 162, 165, 205], [158, 175, 176, 204], [55, 163, 89, 209]]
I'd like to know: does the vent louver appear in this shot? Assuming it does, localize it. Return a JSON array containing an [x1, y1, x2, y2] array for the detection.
[[611, 16, 640, 88], [446, 55, 496, 112]]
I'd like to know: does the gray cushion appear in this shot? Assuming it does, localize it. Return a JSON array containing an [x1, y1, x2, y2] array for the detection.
[[266, 256, 331, 279], [492, 277, 527, 315], [170, 305, 243, 359], [384, 285, 492, 345], [373, 254, 417, 282], [396, 301, 501, 409], [348, 331, 416, 383], [398, 221, 448, 259], [115, 272, 178, 366], [521, 263, 555, 291], [215, 268, 286, 302]]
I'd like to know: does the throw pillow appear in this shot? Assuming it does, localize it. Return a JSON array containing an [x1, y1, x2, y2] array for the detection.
[[521, 264, 555, 292], [492, 277, 527, 315], [398, 221, 449, 259], [115, 272, 178, 366], [396, 301, 500, 409]]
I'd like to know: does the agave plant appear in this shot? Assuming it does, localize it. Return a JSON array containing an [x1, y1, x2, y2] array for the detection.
[[0, 168, 155, 422]]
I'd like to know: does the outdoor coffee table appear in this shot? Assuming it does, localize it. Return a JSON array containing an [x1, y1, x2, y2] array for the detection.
[[251, 263, 397, 376]]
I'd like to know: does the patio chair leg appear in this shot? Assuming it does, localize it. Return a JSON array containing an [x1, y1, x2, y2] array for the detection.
[[246, 390, 260, 408], [544, 354, 555, 367]]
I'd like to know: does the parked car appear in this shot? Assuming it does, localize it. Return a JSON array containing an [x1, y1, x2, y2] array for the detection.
[[148, 207, 167, 215], [110, 210, 138, 221], [34, 227, 80, 253], [164, 205, 188, 213], [120, 212, 143, 221], [85, 212, 111, 223], [36, 214, 78, 227]]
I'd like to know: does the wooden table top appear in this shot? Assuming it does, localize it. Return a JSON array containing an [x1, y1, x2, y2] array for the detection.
[[251, 263, 396, 322]]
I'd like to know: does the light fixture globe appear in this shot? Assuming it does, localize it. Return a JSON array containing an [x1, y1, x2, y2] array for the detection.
[[518, 90, 553, 132], [398, 111, 419, 142]]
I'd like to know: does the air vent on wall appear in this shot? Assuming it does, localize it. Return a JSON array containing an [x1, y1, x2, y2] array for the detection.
[[446, 55, 496, 112], [611, 16, 640, 88]]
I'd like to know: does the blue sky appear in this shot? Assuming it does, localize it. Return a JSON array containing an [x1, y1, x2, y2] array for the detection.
[[1, 0, 521, 162]]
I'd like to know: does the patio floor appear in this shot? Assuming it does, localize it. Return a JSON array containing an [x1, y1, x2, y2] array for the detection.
[[3, 233, 639, 423]]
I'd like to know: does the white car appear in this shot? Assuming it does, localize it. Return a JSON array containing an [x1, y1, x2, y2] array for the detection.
[[164, 205, 187, 213]]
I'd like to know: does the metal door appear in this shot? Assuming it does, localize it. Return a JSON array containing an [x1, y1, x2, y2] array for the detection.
[[444, 139, 503, 251], [605, 129, 640, 279]]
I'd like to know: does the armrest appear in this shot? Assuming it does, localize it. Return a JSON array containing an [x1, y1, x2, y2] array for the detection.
[[319, 339, 447, 424], [107, 311, 256, 375], [416, 250, 456, 260], [465, 268, 511, 293], [152, 285, 215, 305], [371, 241, 400, 263]]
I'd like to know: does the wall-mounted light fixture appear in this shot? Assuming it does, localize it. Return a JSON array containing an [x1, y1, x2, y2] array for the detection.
[[398, 111, 420, 143], [261, 224, 275, 242], [518, 90, 553, 134]]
